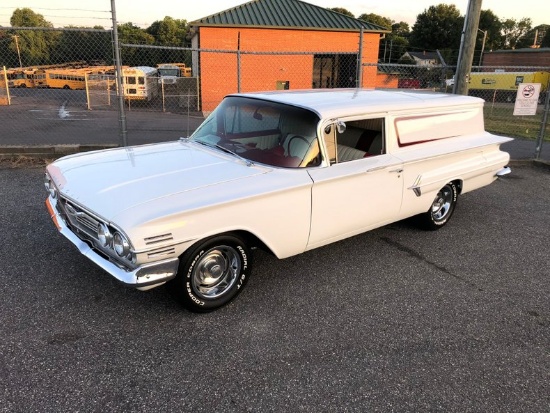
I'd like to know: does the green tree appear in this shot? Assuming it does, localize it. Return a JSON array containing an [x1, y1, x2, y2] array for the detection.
[[541, 29, 550, 47], [501, 17, 532, 49], [10, 7, 53, 28], [515, 24, 549, 49], [478, 9, 504, 52], [53, 26, 112, 65], [145, 16, 190, 65], [118, 22, 155, 45], [475, 9, 505, 65], [329, 8, 354, 18], [9, 8, 58, 65], [409, 4, 463, 52], [146, 17, 188, 46], [357, 13, 391, 30], [392, 22, 411, 38], [117, 22, 155, 66], [0, 31, 18, 67], [387, 22, 410, 63], [356, 14, 409, 63]]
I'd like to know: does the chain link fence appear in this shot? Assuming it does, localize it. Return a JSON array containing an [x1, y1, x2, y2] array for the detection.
[[0, 26, 549, 160]]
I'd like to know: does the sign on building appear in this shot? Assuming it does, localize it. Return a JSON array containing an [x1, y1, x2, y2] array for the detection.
[[513, 83, 541, 116]]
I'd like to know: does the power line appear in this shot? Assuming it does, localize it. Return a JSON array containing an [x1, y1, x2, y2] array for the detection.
[[0, 7, 109, 14], [34, 15, 111, 21]]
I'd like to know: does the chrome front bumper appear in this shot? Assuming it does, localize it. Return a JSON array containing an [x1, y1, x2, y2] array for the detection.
[[46, 198, 179, 288]]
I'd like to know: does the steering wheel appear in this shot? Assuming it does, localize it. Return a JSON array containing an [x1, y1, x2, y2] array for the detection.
[[287, 135, 310, 158]]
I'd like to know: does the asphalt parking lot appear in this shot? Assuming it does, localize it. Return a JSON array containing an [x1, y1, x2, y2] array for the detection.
[[0, 163, 548, 412]]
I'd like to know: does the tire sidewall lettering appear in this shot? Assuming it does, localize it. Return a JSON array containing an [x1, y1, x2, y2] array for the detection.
[[432, 183, 457, 226], [185, 250, 206, 306], [176, 236, 251, 311]]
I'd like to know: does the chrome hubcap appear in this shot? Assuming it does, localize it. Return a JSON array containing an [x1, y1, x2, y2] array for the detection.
[[431, 186, 453, 220], [192, 246, 240, 299]]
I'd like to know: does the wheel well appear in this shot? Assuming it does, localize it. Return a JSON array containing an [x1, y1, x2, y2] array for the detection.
[[182, 230, 275, 258], [229, 230, 274, 256], [452, 179, 463, 194]]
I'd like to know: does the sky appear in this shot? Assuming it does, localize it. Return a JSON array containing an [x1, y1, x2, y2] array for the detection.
[[0, 0, 547, 29]]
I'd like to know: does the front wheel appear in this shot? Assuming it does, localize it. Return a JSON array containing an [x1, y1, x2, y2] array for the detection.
[[417, 182, 458, 230], [168, 234, 251, 312]]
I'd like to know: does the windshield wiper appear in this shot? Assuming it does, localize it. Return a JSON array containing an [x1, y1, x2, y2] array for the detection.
[[194, 140, 253, 167]]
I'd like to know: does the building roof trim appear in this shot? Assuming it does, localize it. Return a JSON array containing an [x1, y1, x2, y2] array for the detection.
[[488, 47, 550, 54], [190, 0, 390, 33], [195, 23, 386, 34]]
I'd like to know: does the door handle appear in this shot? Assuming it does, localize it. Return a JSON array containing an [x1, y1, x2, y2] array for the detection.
[[390, 168, 403, 173]]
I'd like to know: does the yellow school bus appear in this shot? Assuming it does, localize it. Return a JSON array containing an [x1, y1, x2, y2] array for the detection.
[[5, 68, 35, 88], [34, 66, 119, 90], [33, 68, 87, 89], [122, 66, 159, 100]]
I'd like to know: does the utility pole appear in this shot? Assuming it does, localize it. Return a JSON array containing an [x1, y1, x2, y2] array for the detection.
[[453, 0, 482, 95], [110, 0, 128, 147], [478, 29, 487, 67], [13, 35, 22, 68]]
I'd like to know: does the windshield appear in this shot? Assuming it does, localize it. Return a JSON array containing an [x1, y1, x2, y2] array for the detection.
[[159, 68, 179, 77], [191, 96, 322, 168]]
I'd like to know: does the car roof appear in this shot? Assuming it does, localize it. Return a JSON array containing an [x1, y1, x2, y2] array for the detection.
[[232, 89, 483, 119]]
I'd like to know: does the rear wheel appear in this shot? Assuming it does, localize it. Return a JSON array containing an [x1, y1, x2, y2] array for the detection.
[[417, 182, 458, 230], [168, 234, 251, 312]]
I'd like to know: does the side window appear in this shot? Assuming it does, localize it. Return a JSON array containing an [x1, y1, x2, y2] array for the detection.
[[335, 118, 385, 163]]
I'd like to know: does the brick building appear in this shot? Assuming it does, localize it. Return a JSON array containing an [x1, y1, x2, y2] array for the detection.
[[482, 48, 550, 68], [188, 0, 390, 111]]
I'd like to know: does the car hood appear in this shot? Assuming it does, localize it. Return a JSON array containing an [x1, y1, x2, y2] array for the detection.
[[47, 141, 270, 221]]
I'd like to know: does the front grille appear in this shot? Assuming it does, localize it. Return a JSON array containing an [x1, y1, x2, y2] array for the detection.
[[75, 212, 99, 233], [61, 199, 100, 240], [57, 196, 133, 269]]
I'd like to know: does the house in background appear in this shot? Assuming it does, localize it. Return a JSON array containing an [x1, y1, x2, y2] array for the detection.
[[399, 51, 441, 67], [188, 0, 390, 111]]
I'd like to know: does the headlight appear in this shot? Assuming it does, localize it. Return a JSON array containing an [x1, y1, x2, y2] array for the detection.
[[43, 174, 57, 199], [113, 232, 130, 257], [97, 223, 112, 247]]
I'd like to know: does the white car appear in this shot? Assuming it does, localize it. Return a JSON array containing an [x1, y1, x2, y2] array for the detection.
[[44, 89, 511, 312]]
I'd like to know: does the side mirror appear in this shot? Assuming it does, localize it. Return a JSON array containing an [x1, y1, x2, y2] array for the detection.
[[336, 121, 346, 134]]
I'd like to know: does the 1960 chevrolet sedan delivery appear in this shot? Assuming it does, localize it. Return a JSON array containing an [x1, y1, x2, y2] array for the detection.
[[44, 89, 511, 312]]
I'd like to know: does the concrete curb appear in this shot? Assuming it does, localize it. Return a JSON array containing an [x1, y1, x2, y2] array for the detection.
[[0, 144, 118, 159], [509, 159, 550, 170]]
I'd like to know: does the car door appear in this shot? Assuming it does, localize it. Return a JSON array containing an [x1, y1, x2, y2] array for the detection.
[[306, 119, 404, 249]]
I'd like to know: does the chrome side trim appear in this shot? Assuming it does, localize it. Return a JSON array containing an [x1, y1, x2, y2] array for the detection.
[[409, 175, 422, 197], [144, 233, 174, 245]]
